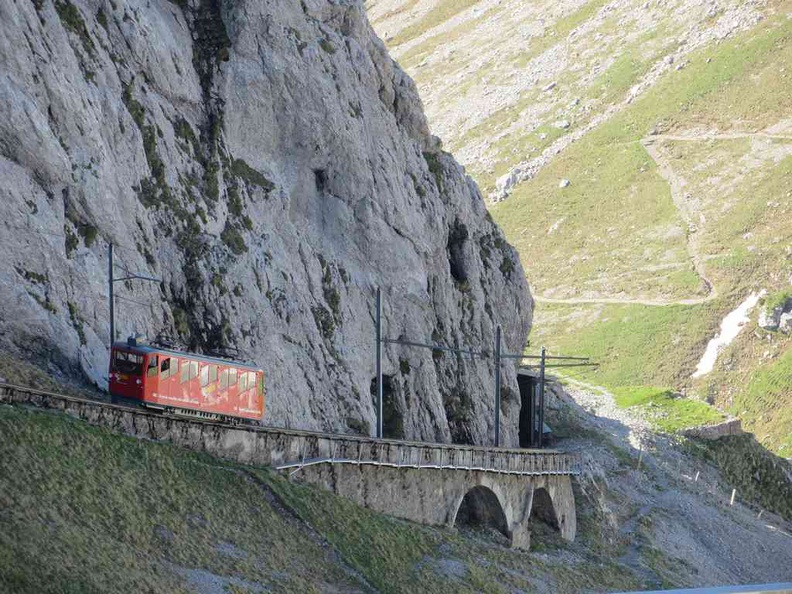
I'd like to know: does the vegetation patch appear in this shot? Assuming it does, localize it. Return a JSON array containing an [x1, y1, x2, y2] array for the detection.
[[762, 288, 792, 317], [311, 305, 335, 340], [0, 405, 361, 593], [231, 158, 274, 191], [685, 434, 792, 520], [612, 386, 725, 433], [220, 222, 247, 255], [67, 302, 87, 345], [54, 0, 95, 56], [423, 151, 444, 192], [15, 267, 48, 285], [64, 225, 79, 257]]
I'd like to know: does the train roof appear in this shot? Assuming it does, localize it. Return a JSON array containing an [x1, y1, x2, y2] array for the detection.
[[112, 341, 261, 371]]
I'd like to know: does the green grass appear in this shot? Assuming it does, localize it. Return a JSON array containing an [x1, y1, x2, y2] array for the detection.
[[763, 288, 792, 315], [493, 137, 694, 297], [533, 300, 725, 387], [685, 434, 792, 520], [493, 16, 791, 298], [0, 405, 362, 593], [586, 50, 653, 104], [611, 386, 725, 433], [732, 347, 792, 457]]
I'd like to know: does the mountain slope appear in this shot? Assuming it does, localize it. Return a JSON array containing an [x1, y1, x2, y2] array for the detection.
[[0, 0, 530, 445], [367, 0, 792, 455]]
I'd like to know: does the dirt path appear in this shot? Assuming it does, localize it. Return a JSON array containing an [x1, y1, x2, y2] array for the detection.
[[651, 132, 792, 142], [534, 294, 714, 307], [537, 129, 792, 308], [640, 137, 715, 297]]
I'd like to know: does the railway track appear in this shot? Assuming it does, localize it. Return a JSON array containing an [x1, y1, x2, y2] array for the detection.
[[0, 382, 581, 476]]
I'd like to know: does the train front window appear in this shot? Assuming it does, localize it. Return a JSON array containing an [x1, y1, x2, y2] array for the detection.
[[112, 351, 144, 375], [147, 356, 158, 377]]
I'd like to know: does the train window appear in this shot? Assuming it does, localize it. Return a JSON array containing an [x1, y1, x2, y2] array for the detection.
[[257, 373, 264, 397], [240, 373, 248, 391], [147, 356, 158, 378], [219, 369, 229, 389], [200, 365, 209, 387], [190, 361, 199, 380], [112, 351, 144, 375], [160, 358, 171, 378], [181, 361, 190, 383], [228, 368, 237, 386], [209, 365, 218, 383]]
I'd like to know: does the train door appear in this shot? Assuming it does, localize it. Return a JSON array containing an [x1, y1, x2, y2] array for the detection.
[[256, 372, 265, 417], [158, 356, 178, 402], [144, 354, 159, 403]]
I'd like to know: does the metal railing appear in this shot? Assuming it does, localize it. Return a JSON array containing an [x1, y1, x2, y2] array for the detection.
[[275, 439, 581, 477]]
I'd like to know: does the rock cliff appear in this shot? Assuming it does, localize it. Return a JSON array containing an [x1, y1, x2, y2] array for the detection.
[[0, 0, 531, 444]]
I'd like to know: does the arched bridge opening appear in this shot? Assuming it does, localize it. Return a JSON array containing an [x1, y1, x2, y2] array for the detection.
[[454, 486, 510, 542], [530, 487, 562, 546]]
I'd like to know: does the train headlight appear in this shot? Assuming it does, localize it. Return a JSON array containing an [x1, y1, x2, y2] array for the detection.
[[135, 379, 142, 386]]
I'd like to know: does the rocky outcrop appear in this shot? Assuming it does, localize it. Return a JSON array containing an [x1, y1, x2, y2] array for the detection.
[[758, 293, 792, 332], [682, 418, 743, 440], [0, 0, 531, 445]]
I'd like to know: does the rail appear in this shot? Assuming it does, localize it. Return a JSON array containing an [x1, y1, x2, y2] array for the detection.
[[0, 383, 581, 477]]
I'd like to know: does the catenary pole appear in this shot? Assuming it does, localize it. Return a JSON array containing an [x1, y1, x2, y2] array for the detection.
[[538, 346, 546, 448], [494, 325, 502, 447], [376, 288, 383, 439], [109, 242, 114, 346]]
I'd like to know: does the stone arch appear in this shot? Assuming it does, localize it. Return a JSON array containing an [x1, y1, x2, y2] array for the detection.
[[530, 487, 560, 533], [453, 485, 510, 540]]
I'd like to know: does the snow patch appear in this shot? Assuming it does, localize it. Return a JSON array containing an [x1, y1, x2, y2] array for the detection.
[[692, 290, 765, 378]]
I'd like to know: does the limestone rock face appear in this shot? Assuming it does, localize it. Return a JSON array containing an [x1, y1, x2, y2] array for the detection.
[[0, 0, 531, 445]]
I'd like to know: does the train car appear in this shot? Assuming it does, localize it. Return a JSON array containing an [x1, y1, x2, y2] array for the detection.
[[109, 336, 264, 422]]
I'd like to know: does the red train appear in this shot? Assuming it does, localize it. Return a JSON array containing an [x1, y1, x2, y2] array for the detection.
[[109, 336, 265, 422]]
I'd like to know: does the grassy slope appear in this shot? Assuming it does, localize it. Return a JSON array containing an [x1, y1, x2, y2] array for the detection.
[[371, 1, 791, 452], [611, 386, 725, 432], [0, 402, 683, 594], [523, 17, 791, 451], [0, 406, 362, 593]]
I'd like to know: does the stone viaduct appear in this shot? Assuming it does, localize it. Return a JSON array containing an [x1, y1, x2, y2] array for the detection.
[[0, 384, 580, 550]]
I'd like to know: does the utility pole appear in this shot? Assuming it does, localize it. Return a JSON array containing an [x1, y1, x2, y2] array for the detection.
[[108, 243, 114, 346], [494, 325, 502, 447], [538, 346, 546, 448], [108, 242, 161, 347], [375, 287, 383, 439]]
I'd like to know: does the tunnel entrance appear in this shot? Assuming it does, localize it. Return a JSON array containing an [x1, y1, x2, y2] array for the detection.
[[517, 369, 542, 448], [454, 486, 510, 542]]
